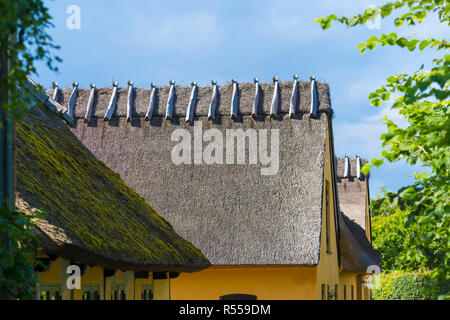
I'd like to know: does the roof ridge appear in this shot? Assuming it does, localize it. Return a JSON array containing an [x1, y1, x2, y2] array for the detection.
[[24, 78, 74, 124], [48, 76, 333, 124], [336, 155, 369, 180]]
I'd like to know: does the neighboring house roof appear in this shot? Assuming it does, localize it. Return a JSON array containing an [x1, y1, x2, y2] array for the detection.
[[335, 156, 381, 273], [52, 78, 333, 266], [336, 156, 369, 233], [15, 85, 210, 272], [338, 212, 381, 274]]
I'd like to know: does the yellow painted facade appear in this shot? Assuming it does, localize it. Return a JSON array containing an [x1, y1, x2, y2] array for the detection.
[[316, 119, 341, 299], [172, 266, 317, 300], [36, 257, 170, 300], [338, 271, 358, 300], [153, 278, 171, 300], [170, 120, 368, 300]]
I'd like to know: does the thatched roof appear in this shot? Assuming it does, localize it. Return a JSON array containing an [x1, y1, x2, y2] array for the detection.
[[336, 156, 369, 233], [23, 78, 74, 124], [338, 212, 381, 274], [53, 79, 332, 265], [335, 156, 380, 273], [15, 95, 210, 272]]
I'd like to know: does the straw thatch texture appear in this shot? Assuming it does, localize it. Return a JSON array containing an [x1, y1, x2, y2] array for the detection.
[[68, 111, 329, 265], [15, 102, 210, 272], [339, 212, 381, 273], [336, 157, 369, 233], [47, 80, 331, 120]]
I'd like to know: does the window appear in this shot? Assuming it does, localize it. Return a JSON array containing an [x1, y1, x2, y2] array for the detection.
[[351, 285, 354, 300], [39, 284, 61, 300], [321, 284, 326, 300], [111, 282, 125, 300], [334, 285, 338, 300], [325, 181, 331, 253], [82, 284, 100, 300], [343, 285, 347, 300], [220, 294, 257, 300], [141, 284, 154, 301], [327, 285, 330, 300]]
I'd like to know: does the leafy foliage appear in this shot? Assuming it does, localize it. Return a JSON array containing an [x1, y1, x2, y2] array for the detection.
[[372, 271, 450, 300], [0, 0, 59, 299], [0, 0, 60, 118], [315, 0, 449, 294], [371, 193, 445, 273], [314, 1, 449, 30], [0, 208, 43, 299]]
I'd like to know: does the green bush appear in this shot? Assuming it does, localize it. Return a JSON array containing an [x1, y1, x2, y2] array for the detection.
[[0, 208, 42, 299], [372, 271, 450, 300]]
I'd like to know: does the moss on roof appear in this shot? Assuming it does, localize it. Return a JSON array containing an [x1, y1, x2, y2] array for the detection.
[[16, 104, 210, 271]]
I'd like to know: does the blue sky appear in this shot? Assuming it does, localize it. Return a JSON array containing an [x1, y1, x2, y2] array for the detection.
[[35, 0, 449, 197]]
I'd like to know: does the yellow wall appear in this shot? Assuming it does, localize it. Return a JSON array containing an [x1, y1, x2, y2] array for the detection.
[[39, 258, 62, 284], [81, 265, 104, 299], [339, 271, 358, 300], [36, 258, 162, 300], [39, 260, 320, 300], [154, 278, 171, 300], [316, 119, 341, 300], [171, 266, 317, 300]]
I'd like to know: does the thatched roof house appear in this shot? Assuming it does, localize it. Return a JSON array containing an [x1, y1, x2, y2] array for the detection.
[[336, 156, 380, 274], [48, 77, 381, 299], [16, 82, 210, 272]]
